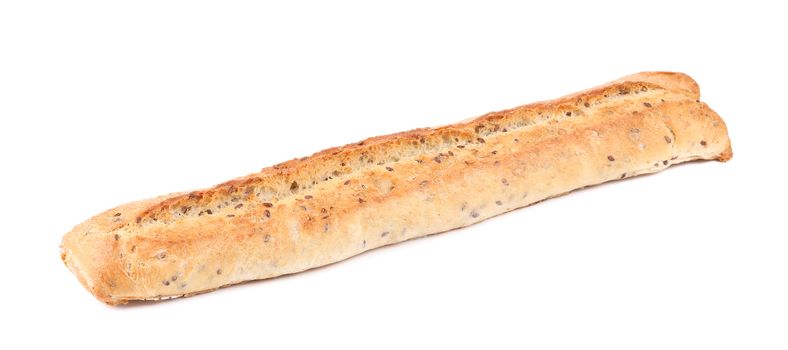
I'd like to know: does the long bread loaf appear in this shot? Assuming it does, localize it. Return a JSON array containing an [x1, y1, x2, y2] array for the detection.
[[61, 72, 732, 305]]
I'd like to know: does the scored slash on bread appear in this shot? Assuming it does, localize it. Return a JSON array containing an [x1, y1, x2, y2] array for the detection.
[[61, 72, 732, 305]]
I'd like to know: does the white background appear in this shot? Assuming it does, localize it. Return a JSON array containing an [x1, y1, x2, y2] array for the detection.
[[1, 1, 786, 349]]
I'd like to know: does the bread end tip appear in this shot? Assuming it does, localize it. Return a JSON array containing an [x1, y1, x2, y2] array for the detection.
[[716, 145, 733, 162]]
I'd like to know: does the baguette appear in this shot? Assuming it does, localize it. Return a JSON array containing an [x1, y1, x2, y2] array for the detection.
[[61, 72, 732, 305]]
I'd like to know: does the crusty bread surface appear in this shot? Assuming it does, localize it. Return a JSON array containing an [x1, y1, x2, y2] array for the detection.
[[61, 72, 732, 305]]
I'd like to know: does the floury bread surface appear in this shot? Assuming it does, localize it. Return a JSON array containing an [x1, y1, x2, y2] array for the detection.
[[61, 72, 732, 305]]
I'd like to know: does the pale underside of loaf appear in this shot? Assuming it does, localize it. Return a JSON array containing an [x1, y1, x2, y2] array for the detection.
[[60, 72, 732, 305]]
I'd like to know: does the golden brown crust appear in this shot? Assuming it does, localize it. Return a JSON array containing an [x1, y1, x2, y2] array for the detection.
[[60, 72, 732, 305]]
